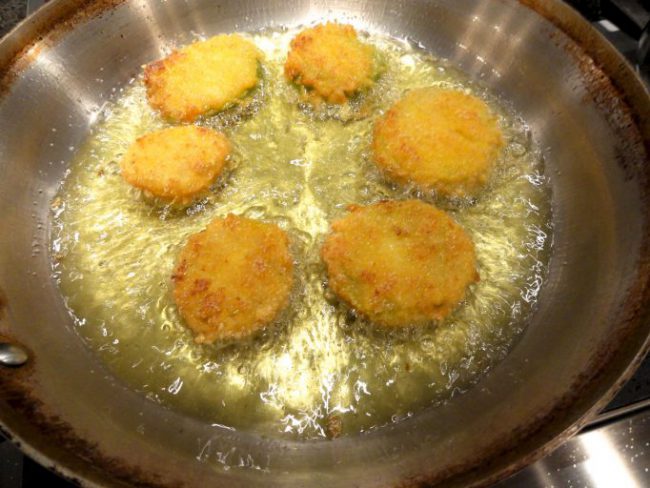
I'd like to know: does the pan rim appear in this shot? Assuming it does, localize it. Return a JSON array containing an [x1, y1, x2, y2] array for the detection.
[[0, 0, 648, 487]]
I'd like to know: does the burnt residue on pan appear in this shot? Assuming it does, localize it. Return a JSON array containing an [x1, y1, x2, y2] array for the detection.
[[546, 29, 648, 184], [0, 291, 176, 486], [0, 359, 185, 488], [520, 0, 650, 180], [0, 0, 126, 99]]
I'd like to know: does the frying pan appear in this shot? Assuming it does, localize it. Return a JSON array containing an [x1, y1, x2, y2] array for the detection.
[[0, 0, 648, 486]]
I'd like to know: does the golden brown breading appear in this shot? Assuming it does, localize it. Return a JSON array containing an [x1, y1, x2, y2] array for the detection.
[[372, 88, 504, 197], [120, 126, 230, 205], [172, 215, 294, 343], [284, 23, 375, 104], [321, 200, 478, 327], [144, 34, 262, 122]]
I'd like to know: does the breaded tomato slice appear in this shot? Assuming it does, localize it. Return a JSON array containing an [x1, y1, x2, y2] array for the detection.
[[120, 125, 230, 205], [145, 34, 261, 122], [285, 23, 375, 104], [322, 200, 478, 327], [372, 88, 504, 197], [173, 215, 294, 343]]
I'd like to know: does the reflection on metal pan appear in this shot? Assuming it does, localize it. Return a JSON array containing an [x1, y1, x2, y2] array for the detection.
[[0, 1, 648, 487]]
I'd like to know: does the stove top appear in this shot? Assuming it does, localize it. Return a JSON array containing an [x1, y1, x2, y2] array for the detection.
[[0, 0, 649, 486]]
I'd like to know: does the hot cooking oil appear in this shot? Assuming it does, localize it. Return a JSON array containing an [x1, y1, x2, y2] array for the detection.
[[50, 28, 552, 439]]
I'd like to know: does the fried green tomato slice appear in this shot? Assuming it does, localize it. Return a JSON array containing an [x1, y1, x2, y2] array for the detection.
[[172, 215, 294, 344], [284, 23, 375, 104], [144, 34, 262, 122], [321, 200, 478, 327], [120, 126, 230, 205], [372, 88, 504, 197]]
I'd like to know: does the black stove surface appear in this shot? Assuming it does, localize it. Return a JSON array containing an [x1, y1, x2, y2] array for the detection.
[[0, 0, 649, 486]]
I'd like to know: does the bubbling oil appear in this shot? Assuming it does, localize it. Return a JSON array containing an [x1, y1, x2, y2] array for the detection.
[[50, 28, 552, 439]]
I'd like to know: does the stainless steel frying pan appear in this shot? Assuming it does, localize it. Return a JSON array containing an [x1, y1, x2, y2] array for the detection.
[[0, 0, 648, 486]]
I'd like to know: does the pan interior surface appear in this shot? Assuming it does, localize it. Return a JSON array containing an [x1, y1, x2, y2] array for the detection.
[[50, 27, 552, 440], [0, 0, 647, 487]]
